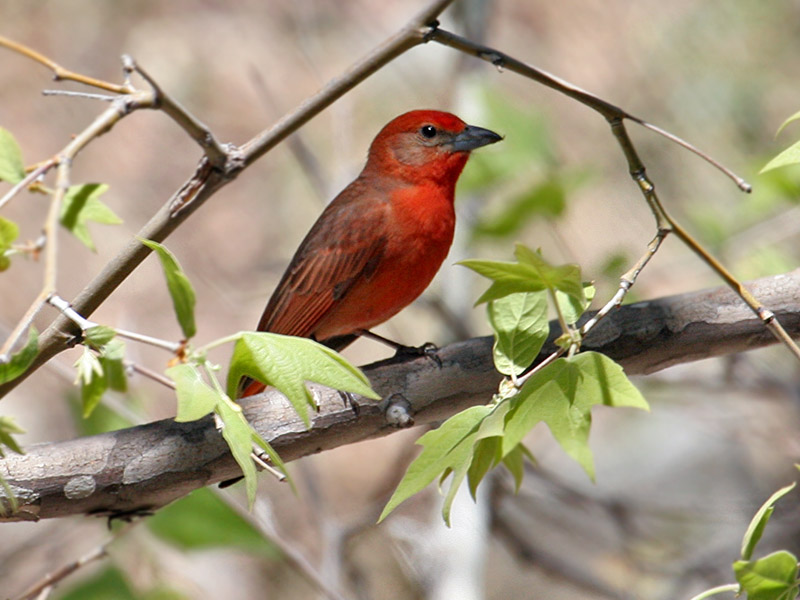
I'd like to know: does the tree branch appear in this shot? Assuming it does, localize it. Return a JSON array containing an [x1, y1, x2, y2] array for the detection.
[[2, 270, 798, 522]]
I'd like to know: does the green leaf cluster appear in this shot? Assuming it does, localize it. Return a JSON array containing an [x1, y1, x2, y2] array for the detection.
[[74, 328, 127, 418], [729, 482, 800, 600], [60, 183, 122, 251], [381, 246, 646, 524]]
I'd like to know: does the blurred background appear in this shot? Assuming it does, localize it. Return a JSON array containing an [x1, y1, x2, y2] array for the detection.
[[2, 1, 800, 598]]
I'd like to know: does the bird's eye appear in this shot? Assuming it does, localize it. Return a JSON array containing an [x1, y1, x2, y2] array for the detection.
[[420, 125, 437, 139]]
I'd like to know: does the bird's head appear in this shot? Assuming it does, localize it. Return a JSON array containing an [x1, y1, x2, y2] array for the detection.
[[364, 110, 502, 184]]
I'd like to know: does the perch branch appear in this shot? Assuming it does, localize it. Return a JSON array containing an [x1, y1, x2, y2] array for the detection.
[[1, 270, 798, 522]]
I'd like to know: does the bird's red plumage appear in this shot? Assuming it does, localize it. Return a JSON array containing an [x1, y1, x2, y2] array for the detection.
[[240, 110, 500, 397]]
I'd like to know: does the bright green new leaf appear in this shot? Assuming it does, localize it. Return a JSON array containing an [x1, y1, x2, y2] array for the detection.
[[488, 290, 549, 377], [0, 127, 25, 184], [776, 110, 800, 137], [140, 238, 197, 340], [168, 363, 221, 422], [84, 325, 116, 348], [0, 327, 38, 385], [75, 347, 108, 418], [467, 436, 501, 499], [741, 482, 796, 561], [440, 431, 483, 526], [74, 346, 103, 386], [60, 184, 122, 251], [147, 487, 279, 556], [226, 332, 378, 426], [462, 246, 583, 305], [0, 416, 25, 456], [215, 399, 261, 507], [100, 338, 127, 393], [0, 216, 20, 272], [514, 244, 585, 302], [459, 259, 548, 304], [761, 140, 800, 174], [733, 551, 799, 600], [501, 443, 527, 493], [555, 282, 595, 326], [379, 405, 492, 523], [503, 352, 648, 480]]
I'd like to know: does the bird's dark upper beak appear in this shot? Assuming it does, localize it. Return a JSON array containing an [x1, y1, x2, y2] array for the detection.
[[450, 124, 503, 152]]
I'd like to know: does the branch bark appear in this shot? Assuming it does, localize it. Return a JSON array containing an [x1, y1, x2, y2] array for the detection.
[[2, 270, 798, 522]]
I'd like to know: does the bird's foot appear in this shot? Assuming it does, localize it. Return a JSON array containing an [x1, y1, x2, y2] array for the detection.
[[337, 390, 361, 417], [394, 341, 442, 368]]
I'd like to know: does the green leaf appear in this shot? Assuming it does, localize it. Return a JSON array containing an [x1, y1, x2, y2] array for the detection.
[[501, 443, 527, 493], [147, 487, 279, 556], [0, 216, 20, 272], [216, 398, 272, 508], [0, 327, 38, 385], [467, 436, 501, 499], [167, 363, 220, 422], [140, 238, 197, 339], [503, 352, 648, 480], [733, 551, 799, 600], [0, 416, 25, 456], [81, 363, 108, 418], [57, 566, 137, 600], [555, 282, 595, 326], [100, 338, 127, 393], [776, 110, 800, 137], [459, 259, 548, 304], [488, 291, 549, 377], [461, 246, 583, 305], [226, 332, 378, 426], [761, 140, 800, 174], [741, 482, 796, 561], [84, 325, 116, 348], [379, 405, 492, 523], [514, 244, 585, 301], [60, 183, 122, 251], [0, 127, 25, 184]]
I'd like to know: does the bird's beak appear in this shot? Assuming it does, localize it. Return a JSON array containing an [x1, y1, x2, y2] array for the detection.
[[450, 124, 503, 152]]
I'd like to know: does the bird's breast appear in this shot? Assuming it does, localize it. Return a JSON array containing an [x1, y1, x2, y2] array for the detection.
[[313, 183, 456, 338]]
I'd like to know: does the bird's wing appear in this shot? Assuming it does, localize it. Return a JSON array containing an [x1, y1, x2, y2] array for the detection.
[[256, 194, 387, 339]]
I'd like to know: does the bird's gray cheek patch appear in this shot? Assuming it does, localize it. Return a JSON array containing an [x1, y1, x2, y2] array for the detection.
[[64, 475, 97, 499], [391, 134, 434, 166]]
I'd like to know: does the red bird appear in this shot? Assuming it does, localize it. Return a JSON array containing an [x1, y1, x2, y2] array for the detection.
[[240, 110, 501, 396]]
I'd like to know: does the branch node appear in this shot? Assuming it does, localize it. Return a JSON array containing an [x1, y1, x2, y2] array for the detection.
[[383, 393, 415, 428]]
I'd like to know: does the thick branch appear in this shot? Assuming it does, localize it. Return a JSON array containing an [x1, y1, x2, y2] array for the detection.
[[1, 270, 798, 522]]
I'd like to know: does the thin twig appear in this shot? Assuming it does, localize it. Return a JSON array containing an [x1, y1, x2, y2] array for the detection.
[[42, 89, 116, 102], [0, 160, 55, 212], [0, 34, 133, 94], [427, 26, 800, 361], [127, 362, 176, 389], [427, 27, 750, 191], [128, 57, 230, 168], [11, 525, 134, 600]]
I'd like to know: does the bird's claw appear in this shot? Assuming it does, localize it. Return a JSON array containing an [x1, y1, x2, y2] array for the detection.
[[338, 390, 361, 417], [394, 341, 442, 367]]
